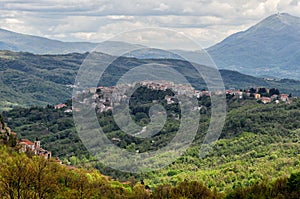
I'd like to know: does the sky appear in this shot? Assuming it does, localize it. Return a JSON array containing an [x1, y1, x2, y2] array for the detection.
[[0, 0, 300, 49]]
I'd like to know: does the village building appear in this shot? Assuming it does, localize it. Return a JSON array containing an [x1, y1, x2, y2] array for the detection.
[[245, 91, 251, 97], [54, 103, 67, 109], [111, 137, 121, 142], [254, 93, 261, 99], [165, 95, 175, 104], [280, 94, 289, 102], [18, 138, 52, 159], [271, 94, 279, 101], [64, 109, 73, 113], [261, 97, 272, 104]]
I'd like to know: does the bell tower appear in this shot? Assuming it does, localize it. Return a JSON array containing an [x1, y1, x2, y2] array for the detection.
[[34, 137, 40, 148]]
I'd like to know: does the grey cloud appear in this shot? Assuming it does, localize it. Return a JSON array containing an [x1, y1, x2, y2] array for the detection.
[[0, 0, 300, 48]]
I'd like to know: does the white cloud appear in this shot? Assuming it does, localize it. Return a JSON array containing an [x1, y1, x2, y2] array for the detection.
[[107, 15, 135, 20], [0, 0, 300, 48], [153, 3, 169, 11]]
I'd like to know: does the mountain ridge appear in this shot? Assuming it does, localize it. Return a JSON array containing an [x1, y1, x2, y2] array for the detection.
[[0, 28, 146, 54]]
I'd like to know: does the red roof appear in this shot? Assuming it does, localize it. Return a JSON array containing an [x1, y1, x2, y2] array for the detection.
[[20, 139, 34, 145], [54, 103, 67, 109], [261, 97, 271, 102], [280, 94, 289, 98]]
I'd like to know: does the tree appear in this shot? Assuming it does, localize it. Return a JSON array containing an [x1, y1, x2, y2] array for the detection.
[[269, 88, 280, 96], [31, 157, 59, 198], [0, 114, 4, 129], [0, 153, 33, 199], [172, 180, 215, 199], [258, 88, 267, 94], [152, 184, 173, 199], [131, 183, 150, 199], [287, 172, 300, 192]]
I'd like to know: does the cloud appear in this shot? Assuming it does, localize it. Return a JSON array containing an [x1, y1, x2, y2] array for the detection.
[[0, 0, 299, 48], [154, 3, 170, 11]]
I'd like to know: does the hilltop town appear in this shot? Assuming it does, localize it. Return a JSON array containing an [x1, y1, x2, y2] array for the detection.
[[63, 81, 293, 113]]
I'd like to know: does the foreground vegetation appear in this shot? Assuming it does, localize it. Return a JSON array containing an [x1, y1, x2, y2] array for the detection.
[[1, 145, 300, 198], [0, 145, 150, 199]]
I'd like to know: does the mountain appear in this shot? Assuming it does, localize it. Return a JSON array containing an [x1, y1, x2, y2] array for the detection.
[[0, 28, 96, 53], [0, 28, 143, 54], [1, 50, 300, 111], [207, 13, 300, 79]]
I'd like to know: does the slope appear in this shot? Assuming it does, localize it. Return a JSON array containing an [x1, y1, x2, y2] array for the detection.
[[208, 13, 300, 79]]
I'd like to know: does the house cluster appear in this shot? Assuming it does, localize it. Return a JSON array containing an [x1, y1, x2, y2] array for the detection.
[[54, 103, 73, 113], [103, 81, 211, 112], [225, 88, 291, 104], [0, 118, 62, 162], [72, 81, 194, 112], [18, 138, 53, 160], [73, 81, 207, 113], [225, 90, 244, 99], [256, 93, 289, 104], [140, 80, 196, 96], [71, 83, 294, 114]]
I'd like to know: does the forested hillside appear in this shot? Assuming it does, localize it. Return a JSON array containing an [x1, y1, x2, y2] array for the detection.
[[2, 50, 300, 111], [0, 116, 300, 199], [3, 86, 300, 192]]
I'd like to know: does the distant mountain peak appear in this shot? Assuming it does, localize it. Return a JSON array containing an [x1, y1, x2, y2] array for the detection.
[[277, 13, 300, 26], [252, 12, 300, 31], [263, 12, 298, 22], [208, 13, 300, 80]]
